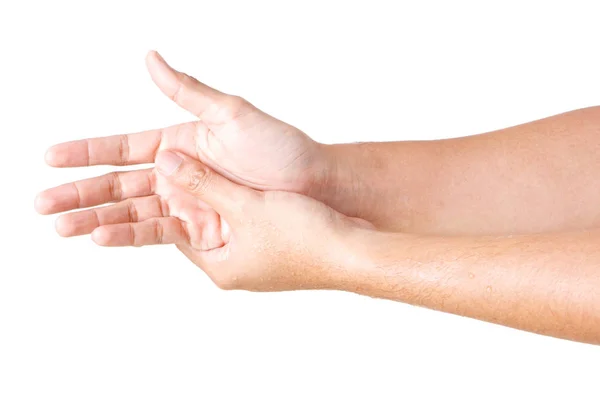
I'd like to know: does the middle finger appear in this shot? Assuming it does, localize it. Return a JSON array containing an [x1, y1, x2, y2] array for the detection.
[[36, 168, 155, 215]]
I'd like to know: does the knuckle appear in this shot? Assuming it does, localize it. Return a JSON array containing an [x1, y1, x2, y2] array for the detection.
[[170, 73, 193, 103], [126, 199, 139, 222], [187, 166, 212, 196], [107, 171, 123, 200], [117, 134, 130, 165], [170, 81, 184, 103], [228, 95, 247, 107], [153, 219, 164, 245], [181, 72, 196, 84], [220, 95, 250, 120]]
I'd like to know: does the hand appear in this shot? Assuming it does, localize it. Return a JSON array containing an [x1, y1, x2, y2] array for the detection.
[[38, 50, 329, 203], [35, 51, 348, 239], [97, 151, 365, 291]]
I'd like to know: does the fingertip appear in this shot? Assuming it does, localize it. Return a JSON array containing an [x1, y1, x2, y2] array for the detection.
[[34, 193, 44, 214], [145, 49, 160, 65], [34, 193, 55, 215], [44, 148, 53, 165], [55, 215, 73, 237], [91, 227, 110, 246], [44, 146, 60, 167], [45, 144, 73, 167], [146, 49, 173, 73], [145, 50, 182, 98]]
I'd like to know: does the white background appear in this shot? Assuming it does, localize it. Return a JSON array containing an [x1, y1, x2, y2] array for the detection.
[[1, 1, 600, 398]]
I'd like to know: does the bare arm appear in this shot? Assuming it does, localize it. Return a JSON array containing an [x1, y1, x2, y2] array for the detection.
[[318, 106, 600, 235], [344, 228, 600, 344], [37, 53, 600, 237], [144, 150, 600, 344], [40, 140, 600, 344]]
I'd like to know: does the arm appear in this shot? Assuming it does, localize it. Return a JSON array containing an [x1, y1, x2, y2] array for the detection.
[[345, 228, 600, 344], [318, 106, 600, 235], [37, 51, 600, 238], [133, 151, 599, 345]]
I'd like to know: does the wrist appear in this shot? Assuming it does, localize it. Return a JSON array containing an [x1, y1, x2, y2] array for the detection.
[[324, 226, 405, 294], [332, 227, 436, 301], [307, 143, 365, 220]]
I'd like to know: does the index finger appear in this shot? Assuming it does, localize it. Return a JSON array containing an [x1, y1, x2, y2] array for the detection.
[[45, 121, 205, 167], [44, 128, 162, 167]]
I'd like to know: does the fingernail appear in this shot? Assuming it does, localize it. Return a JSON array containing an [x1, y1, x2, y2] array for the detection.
[[156, 151, 183, 176]]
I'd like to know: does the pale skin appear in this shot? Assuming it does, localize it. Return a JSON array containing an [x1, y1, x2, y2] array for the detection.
[[36, 51, 600, 344]]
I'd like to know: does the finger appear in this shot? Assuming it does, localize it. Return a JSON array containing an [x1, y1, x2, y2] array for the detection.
[[154, 150, 255, 217], [145, 50, 249, 124], [92, 217, 187, 247], [44, 121, 198, 168], [55, 195, 167, 237], [35, 169, 154, 215], [44, 128, 161, 167]]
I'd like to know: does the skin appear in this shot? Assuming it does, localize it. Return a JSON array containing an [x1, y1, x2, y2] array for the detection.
[[326, 106, 600, 234], [35, 51, 600, 344], [352, 230, 600, 344]]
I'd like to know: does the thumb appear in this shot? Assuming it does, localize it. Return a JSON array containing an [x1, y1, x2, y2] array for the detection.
[[155, 151, 250, 216], [145, 50, 234, 124]]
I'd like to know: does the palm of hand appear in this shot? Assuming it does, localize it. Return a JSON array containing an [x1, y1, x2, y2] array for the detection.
[[148, 92, 323, 251], [35, 51, 324, 251], [194, 102, 321, 193]]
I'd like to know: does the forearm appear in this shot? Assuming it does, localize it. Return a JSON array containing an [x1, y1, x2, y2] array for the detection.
[[342, 228, 600, 344], [317, 140, 442, 232], [318, 106, 600, 235]]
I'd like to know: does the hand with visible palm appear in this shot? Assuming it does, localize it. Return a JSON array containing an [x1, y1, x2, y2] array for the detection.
[[35, 51, 336, 244], [142, 51, 327, 193]]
